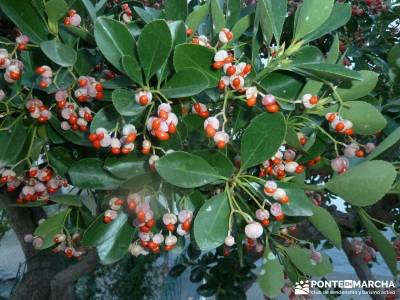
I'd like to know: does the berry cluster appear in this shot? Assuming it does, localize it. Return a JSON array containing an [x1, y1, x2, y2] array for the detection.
[[203, 117, 230, 149], [88, 124, 137, 154], [121, 3, 133, 23], [64, 9, 82, 26], [191, 35, 211, 47], [0, 167, 67, 203], [75, 76, 104, 102], [325, 112, 354, 135], [59, 102, 93, 132], [15, 34, 29, 51], [25, 98, 52, 123], [260, 149, 304, 179], [146, 103, 178, 141], [213, 50, 252, 91], [192, 102, 209, 118], [35, 65, 53, 89], [0, 49, 23, 83]]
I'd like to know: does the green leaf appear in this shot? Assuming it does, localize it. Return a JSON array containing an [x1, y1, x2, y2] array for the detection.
[[134, 6, 160, 24], [210, 0, 225, 35], [259, 71, 304, 100], [194, 192, 230, 251], [241, 113, 286, 169], [262, 0, 287, 43], [122, 55, 143, 86], [0, 0, 48, 44], [336, 71, 379, 101], [303, 3, 351, 42], [290, 63, 362, 81], [97, 221, 133, 264], [193, 150, 235, 178], [104, 153, 147, 180], [168, 21, 187, 46], [367, 127, 400, 160], [279, 182, 314, 217], [112, 89, 146, 117], [34, 209, 69, 249], [294, 0, 334, 41], [174, 44, 220, 87], [231, 14, 253, 42], [94, 17, 135, 72], [80, 0, 97, 23], [82, 212, 128, 246], [75, 48, 97, 75], [68, 158, 124, 190], [285, 127, 303, 150], [340, 101, 387, 135], [309, 205, 341, 248], [186, 3, 209, 31], [90, 105, 120, 132], [359, 211, 397, 276], [325, 160, 396, 207], [258, 248, 284, 298], [155, 151, 221, 188], [138, 20, 172, 81], [47, 147, 75, 176], [50, 195, 82, 207], [226, 0, 240, 28], [0, 118, 28, 166], [286, 246, 333, 276], [49, 117, 91, 147], [161, 68, 208, 98], [40, 39, 77, 67], [165, 0, 187, 21], [45, 0, 68, 22]]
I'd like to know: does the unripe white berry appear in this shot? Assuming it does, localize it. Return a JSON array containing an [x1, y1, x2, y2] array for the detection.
[[163, 213, 178, 225], [224, 235, 235, 247], [165, 235, 178, 246], [244, 222, 263, 239]]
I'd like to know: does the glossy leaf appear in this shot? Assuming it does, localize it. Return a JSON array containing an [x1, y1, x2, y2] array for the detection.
[[112, 89, 146, 117], [0, 0, 48, 43], [262, 0, 287, 43], [0, 118, 28, 166], [258, 249, 284, 298], [45, 0, 68, 23], [336, 71, 379, 101], [68, 158, 124, 190], [241, 113, 286, 169], [286, 246, 333, 276], [294, 0, 334, 41], [165, 0, 187, 21], [161, 68, 208, 98], [194, 150, 235, 178], [367, 127, 400, 160], [259, 71, 304, 100], [97, 221, 134, 264], [90, 105, 120, 132], [340, 101, 386, 135], [210, 0, 225, 35], [186, 3, 209, 31], [34, 209, 69, 249], [122, 55, 143, 86], [325, 160, 396, 207], [94, 17, 135, 72], [309, 205, 341, 248], [231, 14, 253, 42], [104, 153, 147, 180], [194, 192, 230, 251], [40, 39, 77, 67], [138, 20, 172, 81], [174, 44, 220, 87], [290, 63, 362, 81], [81, 212, 128, 246], [155, 151, 221, 188], [50, 195, 82, 207], [279, 182, 314, 217]]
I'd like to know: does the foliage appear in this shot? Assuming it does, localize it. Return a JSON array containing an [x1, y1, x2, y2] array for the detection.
[[0, 0, 399, 298]]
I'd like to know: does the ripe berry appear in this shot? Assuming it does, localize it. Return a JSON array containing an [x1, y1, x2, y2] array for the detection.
[[265, 104, 279, 113], [246, 97, 257, 107]]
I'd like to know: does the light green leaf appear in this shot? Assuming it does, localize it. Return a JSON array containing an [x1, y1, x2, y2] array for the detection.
[[286, 247, 333, 276], [309, 205, 341, 248], [290, 63, 362, 81], [231, 14, 253, 42], [40, 39, 77, 67], [336, 71, 379, 101], [194, 192, 230, 251], [210, 0, 225, 35], [122, 55, 143, 86], [34, 209, 69, 249], [241, 113, 287, 169], [263, 0, 287, 43], [279, 182, 314, 217], [45, 0, 68, 22], [104, 153, 147, 180], [80, 0, 97, 23], [186, 3, 209, 31], [325, 160, 396, 207], [340, 101, 386, 135], [258, 248, 284, 298], [138, 20, 172, 81], [294, 0, 334, 41], [165, 0, 187, 21], [155, 151, 221, 188]]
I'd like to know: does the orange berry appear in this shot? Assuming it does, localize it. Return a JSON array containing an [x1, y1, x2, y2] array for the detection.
[[246, 97, 257, 107], [139, 95, 148, 105], [335, 122, 345, 132], [213, 61, 224, 69], [216, 140, 226, 149], [156, 130, 170, 141], [182, 220, 191, 231], [205, 125, 216, 137], [266, 104, 279, 113], [355, 150, 365, 157], [309, 96, 318, 105]]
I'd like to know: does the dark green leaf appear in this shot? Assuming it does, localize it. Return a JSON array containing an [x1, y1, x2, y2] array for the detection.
[[186, 3, 209, 31], [34, 209, 69, 249], [309, 205, 341, 248], [104, 153, 147, 180], [367, 127, 400, 160], [40, 39, 77, 67], [112, 89, 146, 117], [50, 195, 82, 207], [161, 68, 208, 98], [165, 0, 187, 21], [194, 150, 235, 178]]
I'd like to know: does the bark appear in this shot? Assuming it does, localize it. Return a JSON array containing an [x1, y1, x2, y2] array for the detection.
[[0, 192, 100, 300]]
